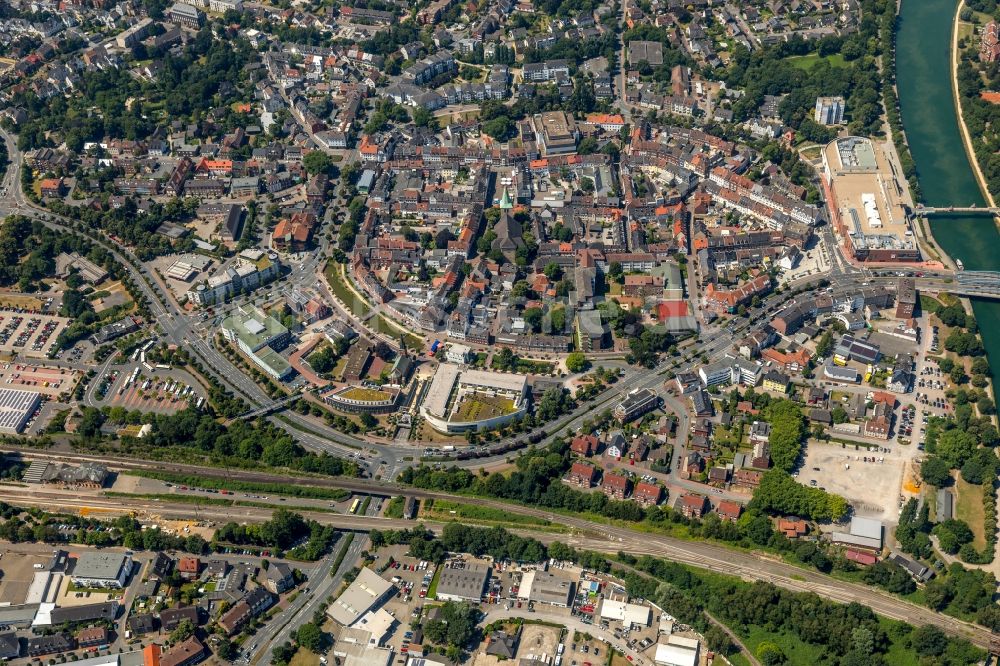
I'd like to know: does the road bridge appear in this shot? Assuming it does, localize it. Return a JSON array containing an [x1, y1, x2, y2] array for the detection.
[[915, 205, 1000, 214], [232, 392, 303, 420], [865, 272, 1000, 300]]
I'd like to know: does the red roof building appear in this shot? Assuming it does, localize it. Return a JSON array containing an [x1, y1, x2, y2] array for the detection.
[[602, 472, 631, 500], [570, 435, 598, 456], [633, 482, 663, 507], [777, 518, 809, 538], [732, 469, 763, 490], [845, 549, 877, 566], [177, 557, 201, 579], [678, 493, 709, 519], [565, 462, 597, 487], [716, 500, 742, 522]]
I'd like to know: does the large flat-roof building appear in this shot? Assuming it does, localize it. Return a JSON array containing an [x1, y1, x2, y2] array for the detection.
[[654, 636, 700, 666], [221, 305, 292, 380], [532, 111, 578, 156], [327, 568, 394, 626], [628, 40, 664, 66], [71, 552, 132, 589], [517, 569, 574, 607], [434, 562, 491, 602], [599, 600, 651, 628], [814, 96, 845, 125], [167, 2, 204, 27], [614, 389, 660, 423], [420, 364, 529, 433], [821, 137, 919, 263], [0, 388, 40, 434], [831, 516, 883, 551]]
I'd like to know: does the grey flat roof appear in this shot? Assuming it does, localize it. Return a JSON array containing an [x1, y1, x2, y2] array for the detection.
[[72, 552, 128, 581], [435, 563, 490, 601], [328, 568, 393, 626]]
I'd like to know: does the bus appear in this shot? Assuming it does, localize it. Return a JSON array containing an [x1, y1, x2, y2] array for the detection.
[[349, 498, 361, 514]]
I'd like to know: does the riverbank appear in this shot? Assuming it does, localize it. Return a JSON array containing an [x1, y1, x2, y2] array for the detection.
[[952, 0, 998, 210]]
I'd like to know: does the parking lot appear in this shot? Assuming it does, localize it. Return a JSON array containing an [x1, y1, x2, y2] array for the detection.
[[799, 441, 908, 522], [0, 362, 79, 398], [101, 367, 205, 413], [0, 312, 69, 357], [0, 551, 52, 605]]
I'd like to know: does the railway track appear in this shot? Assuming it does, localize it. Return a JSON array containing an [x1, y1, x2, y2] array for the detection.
[[0, 446, 992, 648]]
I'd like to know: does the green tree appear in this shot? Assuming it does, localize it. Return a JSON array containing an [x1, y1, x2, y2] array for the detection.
[[933, 519, 974, 554], [303, 150, 333, 176], [920, 456, 952, 486], [756, 641, 785, 665], [815, 331, 834, 357], [169, 619, 195, 643], [295, 622, 325, 652], [936, 430, 978, 468], [565, 352, 590, 373]]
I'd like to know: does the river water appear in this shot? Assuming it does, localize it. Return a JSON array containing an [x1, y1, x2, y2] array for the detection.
[[896, 0, 1000, 364]]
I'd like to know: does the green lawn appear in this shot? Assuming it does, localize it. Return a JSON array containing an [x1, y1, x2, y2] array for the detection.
[[954, 475, 988, 549], [452, 394, 517, 422], [787, 52, 846, 70], [919, 294, 942, 312], [427, 565, 442, 599], [425, 499, 551, 526], [370, 314, 424, 350], [323, 260, 369, 317], [339, 387, 393, 402], [742, 627, 828, 665]]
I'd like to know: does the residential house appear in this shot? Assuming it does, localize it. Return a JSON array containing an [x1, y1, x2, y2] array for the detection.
[[570, 434, 598, 456], [602, 472, 630, 500], [716, 500, 742, 522], [633, 482, 663, 507], [678, 494, 709, 519], [565, 462, 597, 487]]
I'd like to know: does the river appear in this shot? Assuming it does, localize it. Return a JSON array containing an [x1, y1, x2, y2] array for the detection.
[[896, 0, 1000, 365]]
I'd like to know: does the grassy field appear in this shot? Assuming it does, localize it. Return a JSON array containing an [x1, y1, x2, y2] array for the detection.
[[323, 260, 369, 317], [423, 499, 552, 526], [288, 648, 320, 666], [370, 313, 424, 350], [955, 475, 988, 549], [919, 294, 942, 312], [427, 564, 442, 599], [742, 627, 833, 665], [957, 21, 974, 42], [787, 52, 846, 69], [339, 387, 393, 402], [452, 393, 517, 422], [384, 495, 405, 518], [0, 294, 44, 310]]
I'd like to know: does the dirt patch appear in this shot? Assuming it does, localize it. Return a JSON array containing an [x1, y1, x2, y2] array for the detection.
[[517, 624, 561, 662], [799, 441, 905, 522]]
